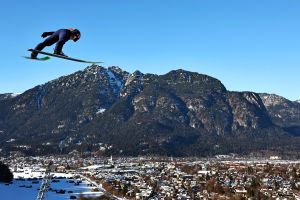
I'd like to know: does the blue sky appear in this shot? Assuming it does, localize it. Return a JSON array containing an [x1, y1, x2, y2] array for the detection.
[[0, 0, 299, 100]]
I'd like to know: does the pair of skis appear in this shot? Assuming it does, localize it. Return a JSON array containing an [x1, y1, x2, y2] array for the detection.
[[25, 49, 103, 64]]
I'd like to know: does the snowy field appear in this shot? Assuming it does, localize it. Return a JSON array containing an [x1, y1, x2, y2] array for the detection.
[[0, 170, 103, 200]]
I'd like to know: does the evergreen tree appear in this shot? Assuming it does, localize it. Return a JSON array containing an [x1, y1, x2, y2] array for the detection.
[[0, 162, 13, 183]]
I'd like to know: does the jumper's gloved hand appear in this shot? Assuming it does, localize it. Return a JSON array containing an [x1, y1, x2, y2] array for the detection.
[[41, 32, 54, 38], [41, 32, 49, 38]]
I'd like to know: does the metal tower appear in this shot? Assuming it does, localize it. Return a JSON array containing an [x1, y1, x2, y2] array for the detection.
[[36, 161, 53, 200]]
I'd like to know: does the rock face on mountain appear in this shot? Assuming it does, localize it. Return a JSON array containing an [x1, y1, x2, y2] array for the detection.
[[0, 66, 299, 157], [259, 93, 300, 136], [259, 94, 300, 126]]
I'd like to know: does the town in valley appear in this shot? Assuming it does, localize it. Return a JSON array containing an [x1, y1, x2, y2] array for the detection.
[[1, 153, 300, 200]]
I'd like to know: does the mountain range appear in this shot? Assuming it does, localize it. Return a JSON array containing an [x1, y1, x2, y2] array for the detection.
[[0, 65, 299, 157]]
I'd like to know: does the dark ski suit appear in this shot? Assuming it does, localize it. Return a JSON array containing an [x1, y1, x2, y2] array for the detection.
[[33, 29, 72, 55]]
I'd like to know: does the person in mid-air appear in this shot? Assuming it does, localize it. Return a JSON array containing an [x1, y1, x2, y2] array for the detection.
[[31, 28, 81, 59]]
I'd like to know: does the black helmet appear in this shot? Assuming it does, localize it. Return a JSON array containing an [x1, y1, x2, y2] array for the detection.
[[71, 29, 81, 42]]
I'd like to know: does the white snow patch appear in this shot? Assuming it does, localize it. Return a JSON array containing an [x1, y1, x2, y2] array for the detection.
[[121, 92, 127, 97], [1, 170, 101, 200], [107, 70, 123, 88], [276, 114, 282, 118], [190, 123, 196, 128], [57, 124, 65, 129], [99, 147, 106, 151], [188, 105, 194, 110], [11, 93, 21, 97], [96, 108, 106, 114], [6, 138, 15, 143]]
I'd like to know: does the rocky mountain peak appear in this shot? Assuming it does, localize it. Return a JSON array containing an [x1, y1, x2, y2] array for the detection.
[[0, 66, 299, 157], [125, 70, 144, 86], [259, 93, 300, 127], [164, 69, 202, 83], [259, 93, 287, 107], [84, 64, 103, 74]]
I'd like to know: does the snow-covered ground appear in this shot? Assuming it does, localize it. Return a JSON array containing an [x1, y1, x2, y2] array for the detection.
[[0, 170, 103, 200]]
